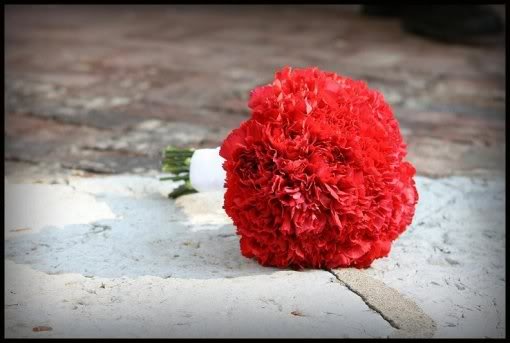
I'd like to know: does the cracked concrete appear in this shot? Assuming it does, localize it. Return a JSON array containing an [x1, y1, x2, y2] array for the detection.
[[4, 174, 505, 338], [5, 260, 395, 338], [5, 176, 396, 338], [329, 270, 436, 338], [359, 176, 506, 338]]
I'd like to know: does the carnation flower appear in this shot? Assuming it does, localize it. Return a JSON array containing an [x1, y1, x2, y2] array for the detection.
[[219, 66, 418, 269], [162, 66, 418, 269]]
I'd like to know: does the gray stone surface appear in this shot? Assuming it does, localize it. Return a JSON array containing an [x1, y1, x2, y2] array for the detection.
[[5, 176, 396, 338], [359, 176, 506, 338], [4, 175, 505, 338]]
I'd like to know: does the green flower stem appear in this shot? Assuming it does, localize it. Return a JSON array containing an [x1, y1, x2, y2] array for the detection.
[[160, 146, 198, 198], [159, 175, 189, 182], [162, 147, 194, 171], [167, 180, 197, 199], [163, 147, 194, 157]]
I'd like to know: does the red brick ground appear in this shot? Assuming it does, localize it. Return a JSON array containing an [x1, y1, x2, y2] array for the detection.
[[4, 5, 506, 179]]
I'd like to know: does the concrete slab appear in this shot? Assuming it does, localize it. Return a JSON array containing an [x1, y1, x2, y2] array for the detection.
[[4, 176, 394, 338], [5, 261, 395, 338], [4, 175, 505, 338], [353, 176, 506, 338]]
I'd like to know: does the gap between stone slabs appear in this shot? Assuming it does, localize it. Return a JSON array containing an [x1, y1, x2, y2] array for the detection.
[[329, 268, 436, 338]]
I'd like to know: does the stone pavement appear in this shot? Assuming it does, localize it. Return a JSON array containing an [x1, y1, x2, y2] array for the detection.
[[4, 5, 506, 338]]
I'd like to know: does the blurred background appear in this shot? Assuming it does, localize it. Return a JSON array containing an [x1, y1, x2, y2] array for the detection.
[[4, 5, 506, 181]]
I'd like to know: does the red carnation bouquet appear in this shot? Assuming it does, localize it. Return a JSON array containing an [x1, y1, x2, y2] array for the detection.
[[162, 66, 418, 269]]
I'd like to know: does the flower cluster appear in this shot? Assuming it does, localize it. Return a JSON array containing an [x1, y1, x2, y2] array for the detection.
[[220, 66, 418, 269]]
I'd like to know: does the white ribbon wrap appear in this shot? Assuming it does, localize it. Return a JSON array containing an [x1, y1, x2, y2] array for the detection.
[[189, 147, 226, 192]]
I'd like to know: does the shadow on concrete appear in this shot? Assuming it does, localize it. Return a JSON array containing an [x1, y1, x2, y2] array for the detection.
[[4, 181, 279, 280]]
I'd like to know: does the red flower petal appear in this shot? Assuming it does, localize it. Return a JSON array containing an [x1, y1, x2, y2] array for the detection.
[[221, 66, 418, 269]]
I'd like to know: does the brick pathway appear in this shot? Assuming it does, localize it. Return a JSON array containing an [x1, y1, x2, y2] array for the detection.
[[5, 5, 505, 179]]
